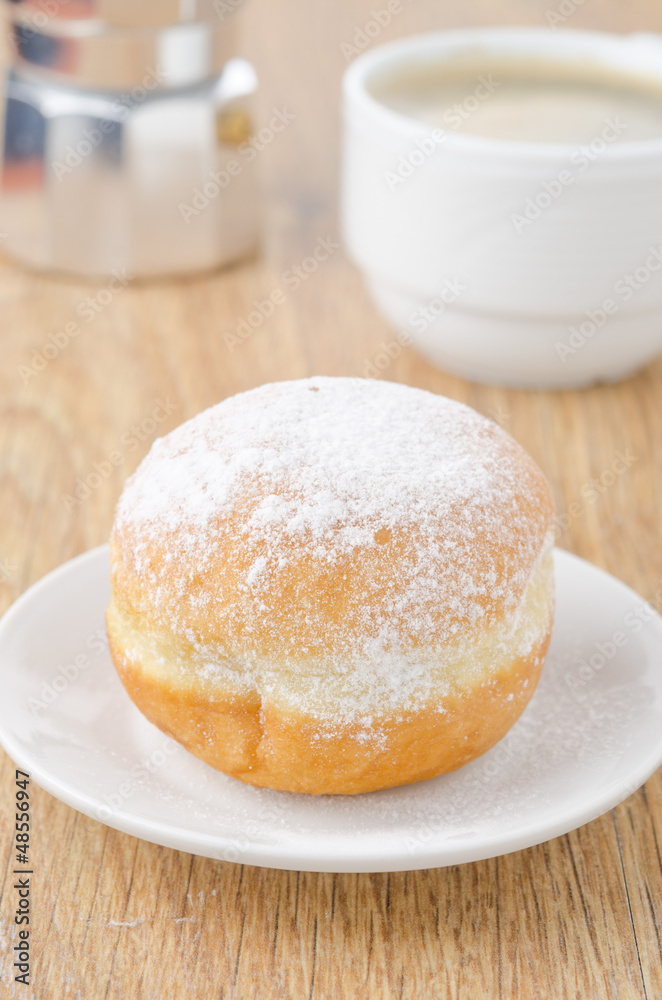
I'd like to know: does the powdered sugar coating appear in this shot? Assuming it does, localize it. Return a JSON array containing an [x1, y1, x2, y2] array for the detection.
[[111, 377, 553, 668]]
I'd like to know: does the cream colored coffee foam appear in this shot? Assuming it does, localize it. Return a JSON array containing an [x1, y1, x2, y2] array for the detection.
[[371, 57, 662, 143]]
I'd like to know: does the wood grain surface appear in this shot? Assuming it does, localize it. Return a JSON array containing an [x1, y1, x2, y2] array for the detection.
[[2, 1, 662, 997]]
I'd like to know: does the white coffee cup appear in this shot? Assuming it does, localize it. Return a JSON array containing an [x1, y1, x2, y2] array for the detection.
[[342, 27, 662, 388]]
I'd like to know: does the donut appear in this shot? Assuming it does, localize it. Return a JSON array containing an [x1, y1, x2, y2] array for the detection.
[[107, 377, 555, 795]]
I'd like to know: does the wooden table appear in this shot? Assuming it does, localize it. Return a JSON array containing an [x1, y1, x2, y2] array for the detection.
[[2, 1, 662, 997]]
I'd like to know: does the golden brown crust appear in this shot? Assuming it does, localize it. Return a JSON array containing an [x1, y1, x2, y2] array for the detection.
[[107, 616, 551, 795], [106, 378, 556, 795], [110, 487, 552, 660]]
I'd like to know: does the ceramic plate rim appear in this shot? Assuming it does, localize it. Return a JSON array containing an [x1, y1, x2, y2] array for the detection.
[[1, 545, 661, 873]]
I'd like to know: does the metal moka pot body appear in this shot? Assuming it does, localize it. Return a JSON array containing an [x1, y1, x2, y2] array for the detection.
[[0, 1, 259, 277]]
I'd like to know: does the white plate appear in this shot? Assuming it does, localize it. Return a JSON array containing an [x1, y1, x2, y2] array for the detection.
[[1, 545, 661, 873]]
